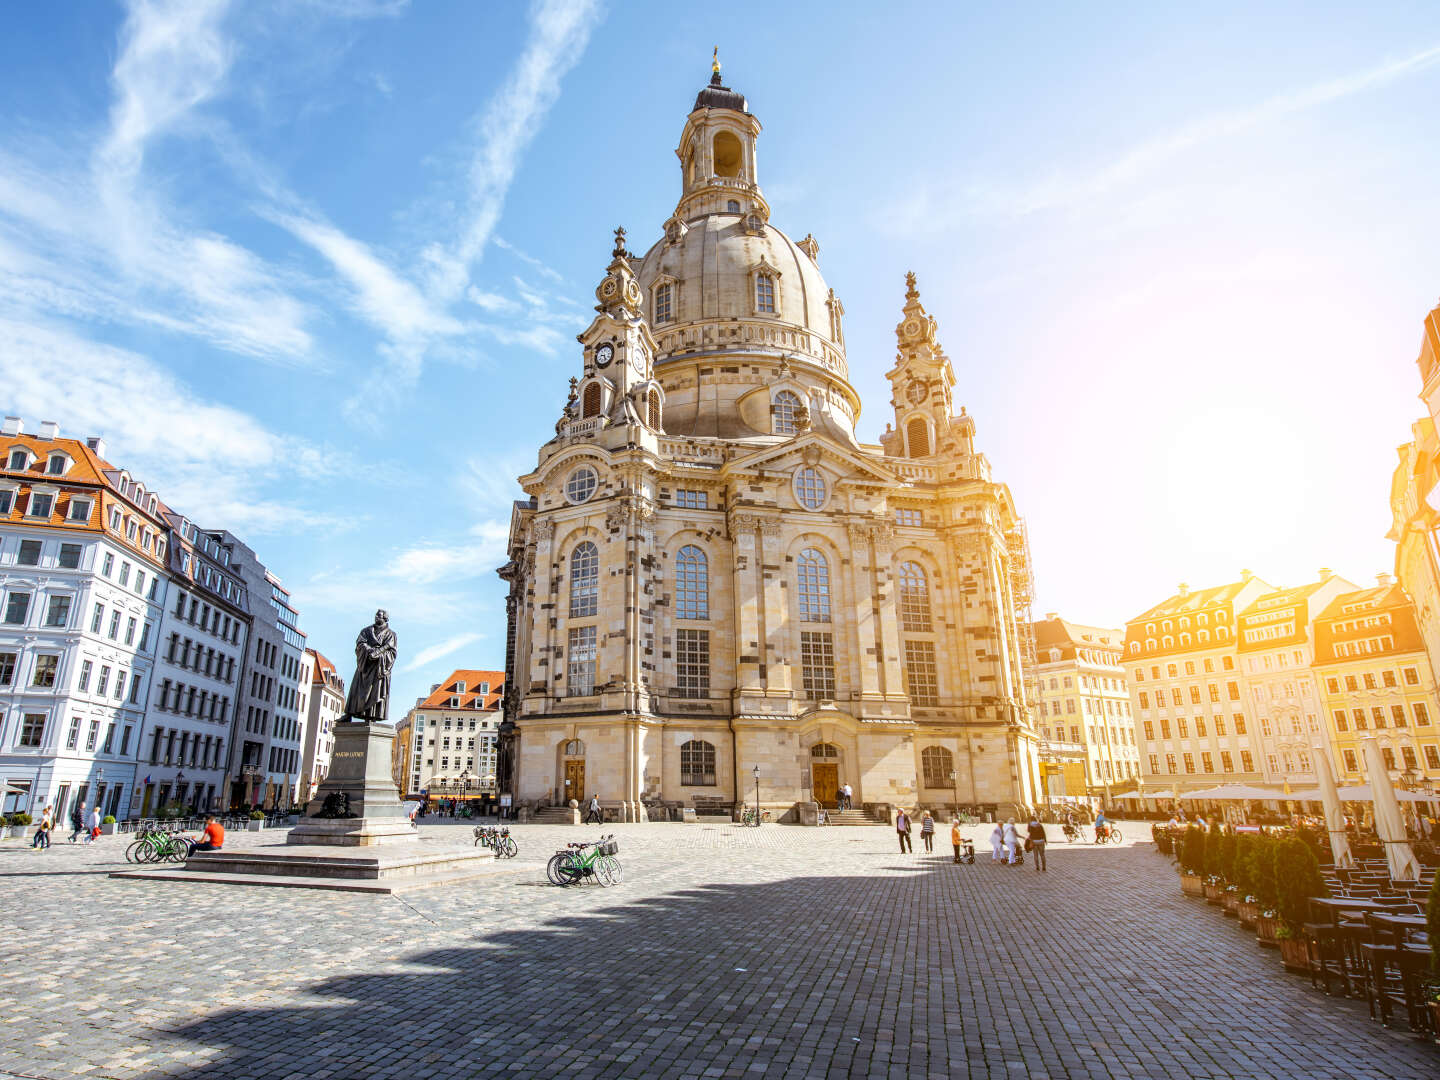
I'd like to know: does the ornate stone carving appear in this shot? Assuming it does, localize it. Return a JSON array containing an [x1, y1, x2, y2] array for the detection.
[[531, 518, 555, 542]]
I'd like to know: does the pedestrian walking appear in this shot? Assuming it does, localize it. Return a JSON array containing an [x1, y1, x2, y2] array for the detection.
[[1002, 819, 1021, 865], [68, 801, 87, 844], [842, 783, 853, 810], [920, 810, 935, 852], [1027, 816, 1048, 872], [989, 823, 1004, 862], [87, 804, 102, 843], [32, 805, 52, 850], [585, 793, 603, 824], [895, 808, 913, 853], [950, 818, 963, 863]]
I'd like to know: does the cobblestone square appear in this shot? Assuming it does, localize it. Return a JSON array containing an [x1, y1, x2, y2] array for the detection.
[[0, 820, 1433, 1080]]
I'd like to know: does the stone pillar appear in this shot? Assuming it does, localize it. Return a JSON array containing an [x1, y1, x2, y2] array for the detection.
[[871, 525, 905, 699], [758, 517, 791, 693], [730, 514, 764, 694], [848, 523, 883, 701], [289, 722, 415, 847]]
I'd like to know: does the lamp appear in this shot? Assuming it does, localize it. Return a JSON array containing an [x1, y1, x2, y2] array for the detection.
[[752, 764, 761, 827]]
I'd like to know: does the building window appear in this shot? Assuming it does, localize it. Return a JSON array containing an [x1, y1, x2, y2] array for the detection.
[[1183, 753, 1195, 774], [0, 490, 10, 514], [906, 416, 930, 458], [648, 390, 662, 429], [32, 654, 59, 688], [898, 562, 932, 632], [15, 539, 44, 566], [1425, 745, 1440, 769], [43, 595, 71, 628], [28, 492, 54, 518], [1220, 751, 1234, 772], [6, 449, 27, 470], [567, 626, 597, 696], [1240, 750, 1254, 772], [58, 543, 81, 569], [920, 745, 953, 788], [581, 382, 602, 419], [1403, 667, 1419, 685], [654, 283, 672, 324], [800, 631, 835, 700], [675, 545, 709, 620], [1341, 749, 1358, 773], [903, 640, 939, 706], [797, 548, 831, 622], [1165, 753, 1177, 774], [680, 739, 716, 786], [4, 592, 30, 625], [674, 489, 707, 509], [565, 466, 598, 504], [895, 508, 922, 527], [675, 629, 710, 698], [19, 713, 46, 747], [569, 541, 599, 617], [794, 467, 826, 510], [773, 390, 802, 435], [756, 272, 776, 313], [1416, 702, 1431, 727]]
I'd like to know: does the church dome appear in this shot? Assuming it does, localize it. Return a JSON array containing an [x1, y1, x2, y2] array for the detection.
[[635, 214, 846, 377]]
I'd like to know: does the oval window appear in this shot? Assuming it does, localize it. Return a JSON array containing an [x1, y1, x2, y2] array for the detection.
[[794, 467, 826, 510], [565, 466, 598, 504]]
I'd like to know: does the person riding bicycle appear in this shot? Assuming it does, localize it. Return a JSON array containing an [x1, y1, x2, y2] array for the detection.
[[1094, 810, 1110, 842]]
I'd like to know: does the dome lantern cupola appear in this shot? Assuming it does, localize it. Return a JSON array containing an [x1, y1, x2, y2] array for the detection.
[[673, 52, 769, 225]]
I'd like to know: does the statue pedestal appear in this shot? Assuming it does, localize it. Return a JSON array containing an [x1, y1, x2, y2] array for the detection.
[[289, 722, 412, 847]]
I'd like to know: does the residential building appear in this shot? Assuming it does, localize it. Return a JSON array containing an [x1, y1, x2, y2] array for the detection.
[[1234, 572, 1358, 791], [140, 516, 249, 815], [1127, 573, 1276, 797], [1032, 615, 1138, 804], [498, 65, 1042, 819], [402, 671, 504, 800], [1312, 580, 1440, 787], [299, 648, 343, 804], [0, 420, 166, 821]]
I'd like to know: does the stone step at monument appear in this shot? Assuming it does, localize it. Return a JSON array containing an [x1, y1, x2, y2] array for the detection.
[[534, 806, 579, 824], [822, 810, 879, 826]]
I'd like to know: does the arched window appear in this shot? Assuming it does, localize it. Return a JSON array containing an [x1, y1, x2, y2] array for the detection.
[[906, 417, 930, 458], [756, 273, 776, 313], [654, 283, 672, 323], [797, 548, 831, 622], [810, 742, 839, 758], [648, 389, 661, 429], [1180, 632, 1192, 646], [675, 545, 708, 619], [563, 739, 584, 756], [921, 745, 953, 787], [713, 131, 742, 177], [680, 739, 716, 785], [569, 541, 598, 617], [582, 382, 601, 418], [773, 390, 802, 434], [1217, 626, 1229, 640], [726, 199, 740, 212], [898, 561, 932, 632], [1162, 635, 1174, 648]]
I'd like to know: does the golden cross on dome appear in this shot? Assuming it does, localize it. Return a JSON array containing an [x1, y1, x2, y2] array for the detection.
[[712, 46, 720, 76], [905, 271, 919, 301]]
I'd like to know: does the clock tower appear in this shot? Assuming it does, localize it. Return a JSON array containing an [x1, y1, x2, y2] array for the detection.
[[882, 272, 965, 460]]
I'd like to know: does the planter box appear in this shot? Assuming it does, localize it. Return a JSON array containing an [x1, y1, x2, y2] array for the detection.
[[9, 825, 32, 840], [1256, 914, 1279, 949], [101, 822, 119, 835], [1204, 882, 1224, 905], [1180, 872, 1205, 897], [1238, 901, 1259, 929], [247, 820, 265, 831], [1222, 892, 1240, 918], [1278, 937, 1310, 973]]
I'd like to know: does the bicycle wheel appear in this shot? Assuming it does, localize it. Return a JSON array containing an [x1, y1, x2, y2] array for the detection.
[[168, 843, 190, 863], [501, 837, 518, 859], [1109, 828, 1123, 844], [126, 839, 146, 863], [556, 854, 584, 886], [602, 855, 622, 884]]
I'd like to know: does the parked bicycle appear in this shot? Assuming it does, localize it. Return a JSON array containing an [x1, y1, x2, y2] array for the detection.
[[473, 825, 518, 858], [1061, 821, 1088, 844], [546, 835, 621, 887], [740, 805, 772, 826], [124, 825, 190, 863]]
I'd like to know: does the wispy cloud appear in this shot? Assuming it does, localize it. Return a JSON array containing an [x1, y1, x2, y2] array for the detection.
[[400, 631, 485, 673], [493, 236, 564, 283]]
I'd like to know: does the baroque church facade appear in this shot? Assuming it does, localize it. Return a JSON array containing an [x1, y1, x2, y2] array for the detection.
[[498, 65, 1041, 820]]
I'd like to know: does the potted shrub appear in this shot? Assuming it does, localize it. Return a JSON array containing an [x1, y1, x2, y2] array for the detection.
[[1179, 826, 1206, 897], [1203, 821, 1225, 904], [247, 809, 266, 831], [1219, 831, 1241, 916], [1234, 835, 1261, 928], [7, 812, 33, 840], [100, 814, 118, 835], [1426, 871, 1440, 1036], [1273, 836, 1325, 972], [1154, 827, 1174, 856], [1251, 835, 1281, 948]]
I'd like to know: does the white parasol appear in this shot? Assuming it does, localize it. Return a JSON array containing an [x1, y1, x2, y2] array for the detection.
[[1363, 739, 1420, 882], [1311, 743, 1352, 869]]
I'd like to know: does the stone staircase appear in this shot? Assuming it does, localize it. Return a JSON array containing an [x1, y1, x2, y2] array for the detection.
[[821, 809, 877, 826], [533, 806, 578, 824]]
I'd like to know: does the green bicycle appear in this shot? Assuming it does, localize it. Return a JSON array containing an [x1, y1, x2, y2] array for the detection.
[[125, 827, 190, 864], [546, 835, 621, 887]]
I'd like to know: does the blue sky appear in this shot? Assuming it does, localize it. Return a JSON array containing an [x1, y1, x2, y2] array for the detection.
[[3, 1, 1440, 710]]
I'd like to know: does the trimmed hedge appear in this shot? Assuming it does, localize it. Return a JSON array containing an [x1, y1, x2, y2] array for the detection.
[[1181, 825, 1205, 875], [1274, 835, 1326, 933]]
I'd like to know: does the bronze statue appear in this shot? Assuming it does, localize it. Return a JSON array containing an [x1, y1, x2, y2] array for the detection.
[[343, 609, 397, 723]]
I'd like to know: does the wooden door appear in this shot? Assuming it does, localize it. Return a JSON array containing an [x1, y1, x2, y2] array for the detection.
[[812, 763, 839, 807], [564, 760, 585, 804]]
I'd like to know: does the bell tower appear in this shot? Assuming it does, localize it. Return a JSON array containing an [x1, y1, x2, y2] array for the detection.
[[883, 272, 958, 459], [670, 52, 769, 229]]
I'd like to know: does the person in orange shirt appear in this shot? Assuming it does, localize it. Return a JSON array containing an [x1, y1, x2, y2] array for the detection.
[[188, 816, 225, 856]]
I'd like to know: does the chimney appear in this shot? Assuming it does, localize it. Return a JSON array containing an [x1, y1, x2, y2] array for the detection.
[[1318, 567, 1333, 582], [1241, 568, 1254, 582], [1177, 582, 1190, 598], [1377, 572, 1393, 587], [86, 436, 107, 459], [37, 420, 58, 440], [1, 417, 21, 436]]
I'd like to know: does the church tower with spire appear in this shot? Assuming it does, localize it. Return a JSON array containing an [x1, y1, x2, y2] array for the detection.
[[499, 59, 1040, 821]]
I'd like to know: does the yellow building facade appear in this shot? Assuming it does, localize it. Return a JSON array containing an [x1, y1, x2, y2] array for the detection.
[[498, 66, 1041, 821]]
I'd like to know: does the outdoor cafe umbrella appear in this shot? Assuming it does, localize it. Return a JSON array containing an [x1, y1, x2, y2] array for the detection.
[[1177, 784, 1283, 800], [1363, 738, 1420, 882], [1312, 742, 1353, 870]]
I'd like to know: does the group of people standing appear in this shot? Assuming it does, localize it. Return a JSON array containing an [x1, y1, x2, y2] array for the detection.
[[891, 808, 1054, 872], [28, 801, 102, 850]]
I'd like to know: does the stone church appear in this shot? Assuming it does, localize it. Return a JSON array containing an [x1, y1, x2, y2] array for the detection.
[[498, 63, 1041, 821]]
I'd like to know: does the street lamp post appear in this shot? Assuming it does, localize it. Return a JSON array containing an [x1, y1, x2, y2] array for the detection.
[[752, 764, 761, 827]]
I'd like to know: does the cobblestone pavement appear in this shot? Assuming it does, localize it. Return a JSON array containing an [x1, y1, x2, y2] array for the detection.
[[0, 819, 1433, 1080]]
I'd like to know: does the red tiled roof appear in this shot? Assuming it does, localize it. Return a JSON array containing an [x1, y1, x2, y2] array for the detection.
[[420, 668, 504, 711]]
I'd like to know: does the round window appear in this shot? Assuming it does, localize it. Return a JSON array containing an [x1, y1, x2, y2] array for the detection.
[[794, 467, 826, 511], [565, 466, 598, 504]]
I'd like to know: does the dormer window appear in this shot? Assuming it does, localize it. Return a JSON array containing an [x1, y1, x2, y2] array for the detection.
[[46, 453, 68, 475], [456, 681, 467, 694], [109, 508, 122, 531], [7, 449, 29, 470], [478, 682, 490, 695], [68, 497, 93, 523], [27, 491, 54, 518]]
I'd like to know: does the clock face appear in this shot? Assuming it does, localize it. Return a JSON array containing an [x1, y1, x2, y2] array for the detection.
[[594, 344, 614, 367], [631, 349, 646, 373], [906, 380, 928, 405], [601, 279, 617, 297], [904, 318, 921, 337]]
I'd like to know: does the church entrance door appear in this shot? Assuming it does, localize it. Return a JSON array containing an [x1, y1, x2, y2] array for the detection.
[[811, 763, 839, 807], [563, 760, 585, 805]]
